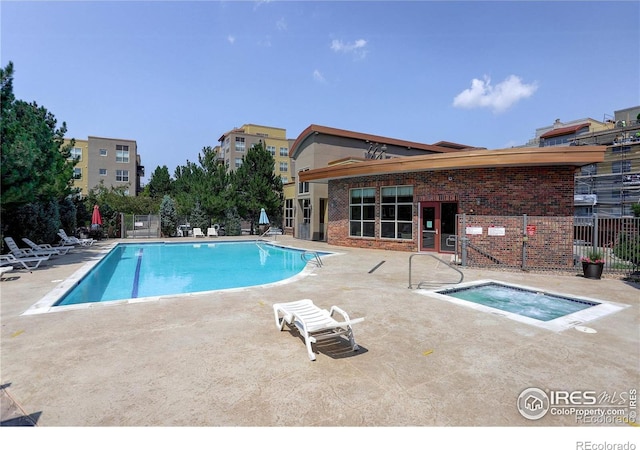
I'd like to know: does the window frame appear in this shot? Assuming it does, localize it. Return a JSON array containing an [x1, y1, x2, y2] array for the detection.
[[380, 185, 414, 240], [116, 169, 129, 182], [116, 145, 130, 163], [349, 187, 376, 238]]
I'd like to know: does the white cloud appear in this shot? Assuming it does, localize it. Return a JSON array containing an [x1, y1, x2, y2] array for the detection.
[[330, 38, 368, 59], [453, 75, 538, 113], [276, 17, 287, 31], [227, 35, 235, 44], [313, 69, 326, 83]]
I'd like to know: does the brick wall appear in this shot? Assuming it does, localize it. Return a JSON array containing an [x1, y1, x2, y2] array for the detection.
[[326, 166, 577, 262]]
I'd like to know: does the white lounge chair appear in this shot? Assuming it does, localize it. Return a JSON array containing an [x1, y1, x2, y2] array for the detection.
[[193, 228, 205, 238], [58, 229, 95, 246], [22, 238, 73, 255], [4, 237, 58, 259], [207, 227, 218, 237], [273, 299, 364, 361], [0, 253, 49, 270]]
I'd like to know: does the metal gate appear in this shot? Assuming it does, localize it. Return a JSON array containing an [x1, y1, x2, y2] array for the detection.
[[122, 214, 160, 238]]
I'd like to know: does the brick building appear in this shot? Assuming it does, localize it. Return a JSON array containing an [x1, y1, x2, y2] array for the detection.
[[297, 145, 606, 267]]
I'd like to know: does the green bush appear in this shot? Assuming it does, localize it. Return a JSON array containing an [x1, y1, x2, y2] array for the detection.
[[613, 233, 640, 268]]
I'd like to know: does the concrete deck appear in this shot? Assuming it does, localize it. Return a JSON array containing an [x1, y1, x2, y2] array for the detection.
[[1, 235, 638, 431]]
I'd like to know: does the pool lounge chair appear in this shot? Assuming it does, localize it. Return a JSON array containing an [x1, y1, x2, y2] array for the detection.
[[4, 237, 59, 259], [273, 299, 364, 361], [193, 228, 205, 238], [22, 238, 73, 255], [207, 227, 218, 237], [0, 253, 49, 270], [58, 229, 95, 246]]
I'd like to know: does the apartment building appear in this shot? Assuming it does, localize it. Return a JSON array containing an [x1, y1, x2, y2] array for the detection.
[[522, 107, 640, 217], [217, 124, 293, 183], [66, 136, 144, 196], [570, 106, 640, 217]]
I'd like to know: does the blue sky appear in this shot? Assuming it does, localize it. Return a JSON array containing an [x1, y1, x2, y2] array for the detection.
[[2, 0, 639, 183]]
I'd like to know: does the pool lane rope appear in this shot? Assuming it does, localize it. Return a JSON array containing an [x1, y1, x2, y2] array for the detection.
[[131, 248, 144, 298]]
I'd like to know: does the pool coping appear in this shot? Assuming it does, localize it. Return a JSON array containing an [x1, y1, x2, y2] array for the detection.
[[22, 240, 338, 316], [417, 279, 630, 332]]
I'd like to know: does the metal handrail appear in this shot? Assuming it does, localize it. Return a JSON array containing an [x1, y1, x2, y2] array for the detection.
[[301, 250, 323, 267], [408, 253, 463, 289]]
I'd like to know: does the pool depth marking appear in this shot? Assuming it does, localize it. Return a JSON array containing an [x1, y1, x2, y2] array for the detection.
[[131, 248, 144, 298]]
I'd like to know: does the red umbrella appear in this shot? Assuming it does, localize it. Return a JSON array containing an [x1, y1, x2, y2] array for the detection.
[[91, 204, 102, 229]]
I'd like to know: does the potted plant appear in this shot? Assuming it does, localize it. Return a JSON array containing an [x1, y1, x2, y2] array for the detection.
[[581, 250, 605, 280]]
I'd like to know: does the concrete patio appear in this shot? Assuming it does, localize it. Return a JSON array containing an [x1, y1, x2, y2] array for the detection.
[[1, 235, 638, 433]]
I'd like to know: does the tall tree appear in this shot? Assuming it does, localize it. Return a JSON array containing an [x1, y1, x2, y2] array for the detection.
[[1, 62, 76, 210], [232, 142, 283, 234], [146, 165, 173, 199]]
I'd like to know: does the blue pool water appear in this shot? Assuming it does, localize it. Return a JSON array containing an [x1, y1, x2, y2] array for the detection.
[[56, 242, 316, 306], [436, 282, 599, 321]]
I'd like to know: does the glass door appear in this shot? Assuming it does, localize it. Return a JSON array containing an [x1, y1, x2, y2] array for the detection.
[[421, 203, 437, 251]]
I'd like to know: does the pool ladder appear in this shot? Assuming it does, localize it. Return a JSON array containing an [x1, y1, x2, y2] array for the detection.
[[301, 251, 323, 267]]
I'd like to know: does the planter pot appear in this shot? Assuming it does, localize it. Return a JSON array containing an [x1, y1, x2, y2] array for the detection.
[[582, 262, 604, 280]]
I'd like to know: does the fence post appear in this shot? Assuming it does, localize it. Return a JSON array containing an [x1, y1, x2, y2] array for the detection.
[[522, 214, 528, 270], [593, 213, 599, 249], [460, 213, 468, 267]]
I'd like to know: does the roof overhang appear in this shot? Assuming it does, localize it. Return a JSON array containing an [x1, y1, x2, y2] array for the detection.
[[540, 123, 590, 139], [298, 146, 607, 182]]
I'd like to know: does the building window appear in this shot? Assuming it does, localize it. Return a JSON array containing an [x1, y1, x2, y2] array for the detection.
[[285, 199, 294, 228], [116, 145, 129, 163], [381, 186, 413, 239], [281, 176, 288, 183], [349, 188, 375, 238], [612, 160, 631, 173], [279, 162, 288, 172], [298, 169, 309, 194], [280, 147, 288, 156], [69, 147, 82, 160], [302, 199, 312, 224], [267, 145, 276, 156], [116, 169, 129, 182], [73, 168, 82, 179], [99, 168, 107, 176], [99, 148, 108, 156], [235, 137, 245, 151], [235, 158, 243, 168]]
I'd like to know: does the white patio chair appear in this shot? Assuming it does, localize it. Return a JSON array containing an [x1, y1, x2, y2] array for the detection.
[[4, 237, 57, 258], [273, 299, 364, 361], [192, 228, 205, 238], [0, 253, 49, 270], [22, 238, 73, 255]]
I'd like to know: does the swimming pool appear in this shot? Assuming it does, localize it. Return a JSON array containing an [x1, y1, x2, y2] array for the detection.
[[27, 241, 327, 313], [421, 280, 628, 331]]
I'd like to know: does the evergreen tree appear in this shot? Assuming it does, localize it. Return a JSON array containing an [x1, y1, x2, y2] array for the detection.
[[159, 195, 178, 237], [232, 142, 283, 234]]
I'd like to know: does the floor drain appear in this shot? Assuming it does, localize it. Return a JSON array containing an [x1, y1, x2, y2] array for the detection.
[[575, 325, 597, 334]]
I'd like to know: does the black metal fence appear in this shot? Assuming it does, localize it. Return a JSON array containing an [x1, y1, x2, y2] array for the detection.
[[454, 214, 639, 277]]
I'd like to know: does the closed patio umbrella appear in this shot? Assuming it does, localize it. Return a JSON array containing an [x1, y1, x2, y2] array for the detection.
[[259, 208, 269, 235], [91, 204, 102, 230], [259, 208, 269, 225]]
